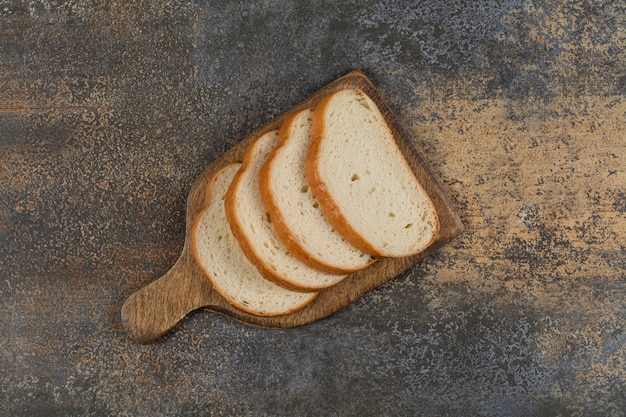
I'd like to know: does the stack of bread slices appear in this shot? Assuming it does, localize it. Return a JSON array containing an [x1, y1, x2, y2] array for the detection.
[[191, 88, 440, 317]]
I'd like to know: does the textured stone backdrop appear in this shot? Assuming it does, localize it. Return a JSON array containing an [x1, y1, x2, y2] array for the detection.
[[1, 1, 624, 416]]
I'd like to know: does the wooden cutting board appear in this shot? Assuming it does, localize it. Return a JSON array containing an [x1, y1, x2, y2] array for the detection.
[[121, 71, 464, 344]]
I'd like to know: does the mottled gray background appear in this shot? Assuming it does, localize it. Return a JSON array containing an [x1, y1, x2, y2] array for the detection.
[[1, 1, 624, 416]]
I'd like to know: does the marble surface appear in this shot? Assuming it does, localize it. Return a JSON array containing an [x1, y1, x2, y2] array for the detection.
[[1, 1, 624, 416]]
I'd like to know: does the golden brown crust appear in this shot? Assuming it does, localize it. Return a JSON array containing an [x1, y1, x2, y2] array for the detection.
[[191, 163, 314, 317], [191, 162, 317, 317], [307, 88, 441, 258], [260, 110, 367, 275], [307, 92, 387, 257], [225, 131, 334, 292], [191, 165, 256, 314]]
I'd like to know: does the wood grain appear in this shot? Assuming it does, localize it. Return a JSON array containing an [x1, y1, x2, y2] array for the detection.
[[121, 71, 464, 344]]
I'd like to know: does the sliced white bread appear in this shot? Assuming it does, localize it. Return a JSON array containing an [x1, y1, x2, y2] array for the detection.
[[192, 163, 316, 316], [306, 88, 440, 258], [259, 109, 373, 274], [225, 130, 347, 292]]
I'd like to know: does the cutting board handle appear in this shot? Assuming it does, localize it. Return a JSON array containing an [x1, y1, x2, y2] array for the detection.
[[121, 248, 214, 344]]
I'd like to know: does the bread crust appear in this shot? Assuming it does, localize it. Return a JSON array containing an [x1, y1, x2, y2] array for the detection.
[[191, 163, 316, 316], [224, 132, 299, 290], [307, 88, 440, 258], [259, 110, 371, 275], [307, 93, 385, 257], [225, 131, 343, 292]]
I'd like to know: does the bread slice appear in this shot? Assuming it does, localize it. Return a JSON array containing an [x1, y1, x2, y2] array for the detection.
[[306, 88, 440, 258], [225, 130, 347, 291], [259, 109, 373, 274], [192, 163, 316, 316]]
